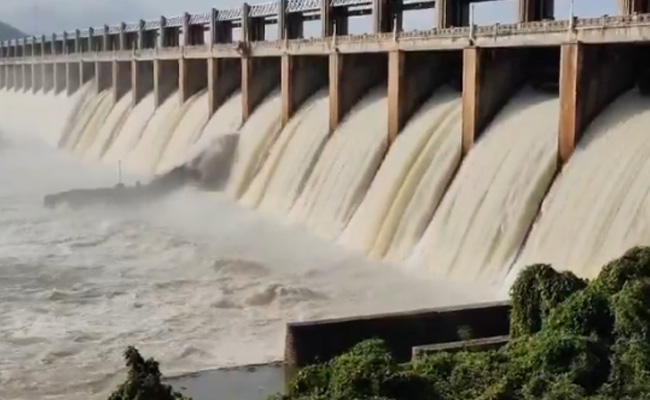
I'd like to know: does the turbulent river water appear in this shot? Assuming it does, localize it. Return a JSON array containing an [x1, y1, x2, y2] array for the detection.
[[0, 130, 494, 400]]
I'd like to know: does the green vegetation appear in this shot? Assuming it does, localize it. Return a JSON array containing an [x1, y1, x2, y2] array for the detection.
[[276, 246, 650, 400], [109, 346, 190, 400]]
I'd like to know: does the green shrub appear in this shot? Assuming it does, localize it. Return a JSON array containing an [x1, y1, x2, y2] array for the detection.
[[108, 346, 190, 400], [596, 247, 650, 295], [279, 247, 650, 400], [510, 264, 586, 337]]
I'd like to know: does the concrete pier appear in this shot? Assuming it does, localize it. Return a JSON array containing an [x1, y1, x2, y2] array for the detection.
[[388, 50, 459, 143], [43, 64, 54, 93], [95, 62, 112, 94], [558, 43, 636, 163], [281, 55, 328, 125], [329, 52, 386, 132], [462, 48, 527, 155], [113, 61, 132, 102], [154, 60, 178, 107], [132, 61, 154, 106], [66, 62, 80, 95], [180, 59, 207, 103], [54, 63, 66, 94], [207, 58, 240, 117], [242, 57, 280, 122], [32, 64, 43, 93]]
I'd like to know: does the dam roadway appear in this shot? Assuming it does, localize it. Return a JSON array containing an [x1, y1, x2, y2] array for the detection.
[[1, 0, 650, 165]]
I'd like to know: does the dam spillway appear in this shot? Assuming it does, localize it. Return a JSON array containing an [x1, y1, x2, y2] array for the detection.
[[3, 1, 650, 294]]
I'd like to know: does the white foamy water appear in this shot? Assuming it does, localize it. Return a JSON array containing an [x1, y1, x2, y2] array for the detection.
[[0, 86, 496, 400], [241, 90, 329, 213], [102, 92, 157, 166], [84, 91, 133, 160], [408, 89, 559, 286], [72, 90, 116, 156], [226, 91, 283, 199], [124, 91, 191, 175], [185, 91, 243, 162], [156, 90, 210, 174], [511, 90, 650, 285], [289, 88, 388, 240], [340, 89, 462, 257]]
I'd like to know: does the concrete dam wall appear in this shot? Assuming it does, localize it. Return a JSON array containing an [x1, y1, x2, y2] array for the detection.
[[3, 0, 650, 293]]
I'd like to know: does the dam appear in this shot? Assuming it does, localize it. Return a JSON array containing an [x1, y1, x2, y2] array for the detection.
[[2, 2, 650, 296], [4, 1, 650, 399]]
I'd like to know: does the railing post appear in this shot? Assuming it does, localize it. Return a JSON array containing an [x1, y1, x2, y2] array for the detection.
[[138, 20, 145, 50], [119, 22, 126, 51], [102, 25, 109, 52], [209, 8, 218, 47], [278, 0, 287, 40], [159, 16, 167, 48], [182, 12, 190, 47], [242, 3, 251, 43]]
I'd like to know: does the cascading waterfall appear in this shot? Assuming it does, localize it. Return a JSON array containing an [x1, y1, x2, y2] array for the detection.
[[61, 89, 112, 151], [8, 70, 650, 295], [240, 90, 329, 213], [156, 90, 210, 174], [510, 90, 650, 286], [102, 91, 156, 166], [407, 89, 559, 285], [340, 88, 462, 257], [289, 88, 389, 240], [84, 91, 133, 160], [226, 90, 283, 199], [123, 90, 194, 175]]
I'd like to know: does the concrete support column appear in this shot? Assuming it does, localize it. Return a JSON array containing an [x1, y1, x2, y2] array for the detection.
[[154, 59, 179, 107], [618, 0, 649, 14], [43, 64, 54, 92], [437, 0, 469, 28], [0, 65, 4, 89], [281, 55, 328, 125], [241, 56, 281, 122], [280, 0, 305, 40], [333, 7, 349, 35], [321, 0, 332, 37], [329, 52, 386, 132], [462, 47, 526, 155], [32, 64, 43, 92], [113, 61, 132, 102], [132, 60, 154, 106], [95, 61, 112, 94], [558, 43, 635, 164], [374, 0, 399, 33], [208, 58, 241, 116], [518, 0, 554, 22], [66, 62, 80, 95], [179, 58, 207, 103], [388, 50, 454, 143], [242, 3, 251, 42], [54, 63, 66, 94]]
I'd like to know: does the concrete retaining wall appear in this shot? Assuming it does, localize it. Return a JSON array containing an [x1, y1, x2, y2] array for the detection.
[[284, 301, 511, 367]]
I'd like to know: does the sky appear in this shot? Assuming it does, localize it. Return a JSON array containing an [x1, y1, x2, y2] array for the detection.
[[0, 0, 619, 38]]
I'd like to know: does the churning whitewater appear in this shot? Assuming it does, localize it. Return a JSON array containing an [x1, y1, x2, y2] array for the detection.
[[0, 85, 494, 400], [5, 71, 650, 399]]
